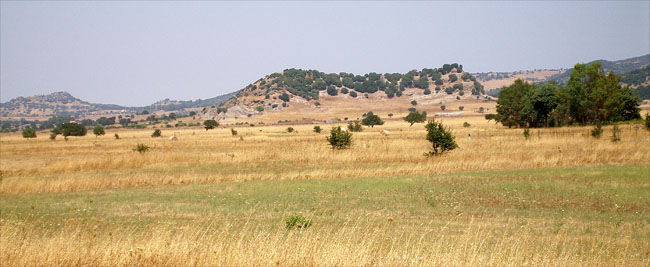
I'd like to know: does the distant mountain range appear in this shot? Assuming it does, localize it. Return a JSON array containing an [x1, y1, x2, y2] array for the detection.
[[544, 54, 650, 85]]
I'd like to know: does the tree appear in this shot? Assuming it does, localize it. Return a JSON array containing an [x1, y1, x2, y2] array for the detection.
[[203, 120, 219, 130], [349, 91, 358, 98], [96, 116, 116, 126], [327, 86, 338, 96], [449, 74, 458, 83], [279, 93, 290, 102], [22, 128, 36, 138], [424, 88, 431, 95], [411, 100, 417, 106], [189, 111, 196, 116], [459, 106, 464, 111], [152, 129, 162, 137], [425, 119, 458, 156], [341, 87, 349, 94], [495, 79, 534, 128], [51, 123, 87, 140], [327, 126, 352, 149], [361, 112, 384, 128], [414, 76, 429, 89], [404, 111, 427, 126], [441, 105, 446, 111], [93, 125, 105, 137]]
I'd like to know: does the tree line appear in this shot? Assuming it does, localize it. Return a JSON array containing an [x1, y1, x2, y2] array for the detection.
[[495, 62, 640, 128]]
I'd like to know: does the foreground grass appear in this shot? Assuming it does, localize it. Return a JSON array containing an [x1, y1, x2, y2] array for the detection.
[[1, 164, 649, 266]]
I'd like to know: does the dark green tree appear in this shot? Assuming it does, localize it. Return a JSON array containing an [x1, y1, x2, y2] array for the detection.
[[203, 119, 219, 130], [93, 125, 105, 137], [361, 112, 384, 128], [22, 128, 36, 138], [404, 111, 427, 126]]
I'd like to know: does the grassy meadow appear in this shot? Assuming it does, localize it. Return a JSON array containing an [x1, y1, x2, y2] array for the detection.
[[1, 116, 649, 266]]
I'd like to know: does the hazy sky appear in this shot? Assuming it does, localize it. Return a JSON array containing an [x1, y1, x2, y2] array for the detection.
[[1, 1, 649, 106]]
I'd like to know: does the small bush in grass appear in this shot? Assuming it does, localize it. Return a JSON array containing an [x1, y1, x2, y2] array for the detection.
[[327, 126, 352, 149], [285, 214, 312, 230], [524, 127, 530, 140], [441, 105, 446, 111], [133, 144, 150, 154], [22, 128, 36, 138], [313, 126, 322, 133], [645, 112, 650, 130], [287, 127, 294, 133], [611, 124, 621, 142], [591, 123, 603, 138], [425, 119, 457, 156], [463, 122, 471, 128], [114, 133, 120, 139], [347, 121, 363, 132], [151, 129, 161, 137], [231, 128, 237, 136]]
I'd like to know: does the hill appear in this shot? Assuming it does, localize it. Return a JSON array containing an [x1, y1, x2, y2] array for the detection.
[[201, 64, 489, 121], [544, 54, 650, 85], [0, 91, 127, 118], [472, 69, 566, 93]]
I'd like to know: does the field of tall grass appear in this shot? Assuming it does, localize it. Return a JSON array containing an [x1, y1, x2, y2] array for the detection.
[[1, 116, 649, 265]]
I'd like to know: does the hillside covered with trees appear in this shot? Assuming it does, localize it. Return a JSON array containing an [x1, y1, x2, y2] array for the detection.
[[218, 63, 485, 115]]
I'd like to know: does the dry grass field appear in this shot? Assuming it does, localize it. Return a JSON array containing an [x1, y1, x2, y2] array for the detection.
[[1, 116, 649, 266]]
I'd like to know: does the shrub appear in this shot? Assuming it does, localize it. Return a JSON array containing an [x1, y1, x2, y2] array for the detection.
[[151, 129, 162, 137], [256, 106, 264, 112], [327, 86, 338, 96], [463, 122, 471, 128], [287, 127, 294, 133], [404, 111, 427, 126], [313, 126, 322, 133], [93, 125, 105, 137], [22, 128, 36, 138], [449, 74, 458, 82], [282, 102, 287, 107], [445, 87, 454, 94], [441, 105, 446, 111], [114, 133, 120, 139], [203, 120, 219, 130], [524, 127, 530, 140], [388, 113, 393, 117], [341, 88, 349, 94], [231, 128, 237, 136], [459, 106, 464, 111], [279, 93, 290, 102], [327, 126, 352, 149], [133, 144, 150, 154], [425, 119, 458, 156], [347, 121, 363, 132], [611, 124, 621, 142], [314, 102, 321, 106], [51, 123, 87, 140], [424, 88, 431, 95], [591, 123, 603, 138], [411, 100, 417, 106], [285, 214, 312, 230], [361, 112, 384, 128], [645, 113, 650, 130], [272, 104, 278, 108], [349, 91, 358, 97]]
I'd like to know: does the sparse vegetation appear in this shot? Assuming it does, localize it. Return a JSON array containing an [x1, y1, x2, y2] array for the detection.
[[22, 128, 36, 138], [133, 143, 150, 154], [463, 122, 471, 128], [611, 124, 621, 142], [591, 123, 603, 138], [285, 214, 313, 230], [313, 126, 321, 133], [326, 126, 352, 149], [151, 129, 162, 137], [347, 121, 363, 132]]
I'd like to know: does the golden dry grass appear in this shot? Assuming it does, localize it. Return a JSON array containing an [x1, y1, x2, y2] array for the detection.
[[1, 116, 649, 266], [1, 117, 648, 194]]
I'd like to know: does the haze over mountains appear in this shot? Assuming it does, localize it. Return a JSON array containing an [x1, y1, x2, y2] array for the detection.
[[1, 54, 648, 121]]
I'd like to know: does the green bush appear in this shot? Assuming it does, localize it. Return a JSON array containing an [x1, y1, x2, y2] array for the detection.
[[133, 144, 150, 154], [425, 119, 458, 156], [327, 126, 352, 149], [347, 121, 363, 132], [313, 126, 322, 133], [231, 128, 237, 136], [256, 106, 264, 112], [93, 125, 105, 137], [287, 127, 294, 133], [424, 88, 431, 95], [411, 100, 417, 106], [349, 91, 358, 97], [285, 214, 312, 230], [151, 129, 161, 137], [645, 113, 650, 130], [524, 128, 530, 140], [591, 123, 603, 138], [463, 122, 471, 128], [22, 128, 36, 138]]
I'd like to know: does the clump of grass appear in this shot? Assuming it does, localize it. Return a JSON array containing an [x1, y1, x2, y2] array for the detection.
[[285, 214, 312, 230], [287, 127, 294, 133], [463, 122, 471, 128], [591, 123, 603, 138], [133, 144, 150, 154], [523, 127, 530, 140], [610, 124, 621, 142], [231, 128, 237, 136]]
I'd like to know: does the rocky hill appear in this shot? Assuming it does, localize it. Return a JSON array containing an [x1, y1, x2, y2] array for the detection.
[[0, 91, 126, 118], [544, 54, 650, 85], [201, 63, 488, 120]]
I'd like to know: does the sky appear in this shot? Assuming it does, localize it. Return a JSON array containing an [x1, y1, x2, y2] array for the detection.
[[1, 1, 649, 106]]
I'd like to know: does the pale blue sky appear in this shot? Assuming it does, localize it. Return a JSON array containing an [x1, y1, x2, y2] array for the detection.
[[1, 1, 649, 106]]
